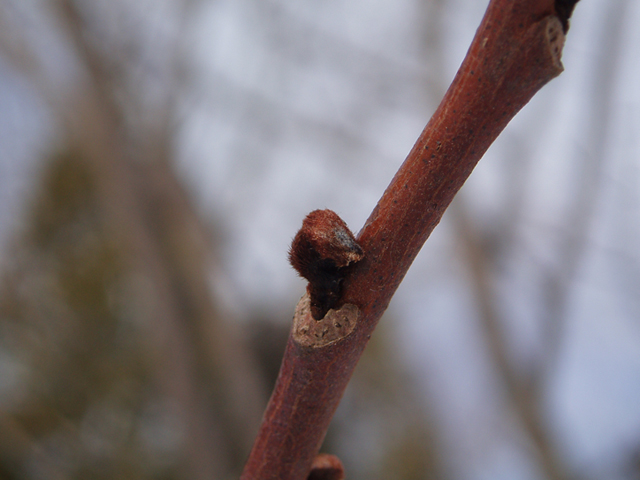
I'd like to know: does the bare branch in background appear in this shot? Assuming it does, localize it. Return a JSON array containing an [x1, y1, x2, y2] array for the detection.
[[450, 3, 629, 480], [536, 0, 629, 384], [452, 202, 571, 480], [1, 0, 266, 478]]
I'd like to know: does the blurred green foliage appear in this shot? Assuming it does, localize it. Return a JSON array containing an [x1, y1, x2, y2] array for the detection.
[[0, 150, 179, 480]]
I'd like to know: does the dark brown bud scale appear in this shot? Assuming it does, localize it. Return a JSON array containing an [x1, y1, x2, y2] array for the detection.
[[289, 210, 364, 320]]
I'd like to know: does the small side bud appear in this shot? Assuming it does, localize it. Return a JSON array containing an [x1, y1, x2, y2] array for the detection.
[[289, 210, 364, 320], [308, 453, 345, 480]]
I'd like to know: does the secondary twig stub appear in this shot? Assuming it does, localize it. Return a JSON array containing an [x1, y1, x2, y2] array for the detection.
[[293, 293, 359, 348]]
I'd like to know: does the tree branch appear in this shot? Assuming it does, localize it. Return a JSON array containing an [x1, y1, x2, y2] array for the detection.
[[242, 1, 577, 479]]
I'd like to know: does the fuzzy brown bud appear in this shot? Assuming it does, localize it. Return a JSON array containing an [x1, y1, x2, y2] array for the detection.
[[289, 210, 364, 320]]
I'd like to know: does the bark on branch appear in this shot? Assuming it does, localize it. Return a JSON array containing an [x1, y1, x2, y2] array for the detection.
[[241, 1, 578, 479]]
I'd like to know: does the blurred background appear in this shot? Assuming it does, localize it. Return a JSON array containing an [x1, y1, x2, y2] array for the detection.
[[0, 0, 639, 479]]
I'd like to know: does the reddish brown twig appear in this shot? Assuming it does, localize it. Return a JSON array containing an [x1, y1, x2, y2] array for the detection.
[[241, 1, 576, 479]]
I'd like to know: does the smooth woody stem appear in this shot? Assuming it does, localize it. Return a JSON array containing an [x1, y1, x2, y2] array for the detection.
[[242, 1, 568, 479]]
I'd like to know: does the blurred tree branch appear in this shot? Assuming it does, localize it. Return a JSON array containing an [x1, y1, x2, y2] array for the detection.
[[451, 3, 628, 480], [0, 0, 267, 478], [453, 202, 571, 480], [535, 0, 628, 384]]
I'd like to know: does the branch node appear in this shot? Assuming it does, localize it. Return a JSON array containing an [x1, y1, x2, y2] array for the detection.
[[293, 293, 359, 348]]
